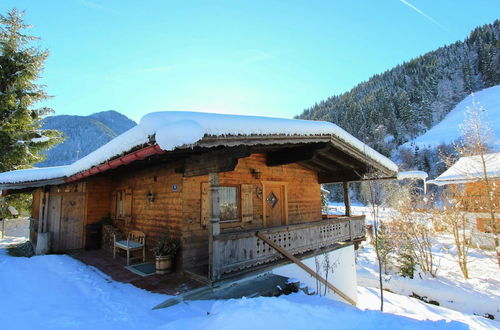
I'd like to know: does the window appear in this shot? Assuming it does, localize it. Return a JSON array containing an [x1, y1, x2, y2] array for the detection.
[[219, 186, 239, 222], [115, 189, 132, 220]]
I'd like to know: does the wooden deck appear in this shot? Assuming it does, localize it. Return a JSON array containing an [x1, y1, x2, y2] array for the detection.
[[69, 249, 204, 295], [211, 215, 365, 280]]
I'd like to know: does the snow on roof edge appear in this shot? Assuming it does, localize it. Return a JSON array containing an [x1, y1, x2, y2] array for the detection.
[[397, 171, 428, 180], [0, 165, 70, 186], [0, 111, 398, 185], [432, 153, 500, 185]]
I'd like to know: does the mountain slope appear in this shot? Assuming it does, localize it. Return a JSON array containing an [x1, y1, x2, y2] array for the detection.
[[38, 110, 136, 167], [89, 110, 137, 135], [404, 85, 500, 149], [297, 20, 500, 156]]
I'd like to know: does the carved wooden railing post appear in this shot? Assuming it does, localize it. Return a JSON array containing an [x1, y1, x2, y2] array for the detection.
[[212, 215, 366, 278], [343, 182, 351, 217], [349, 218, 354, 241], [208, 173, 221, 281]]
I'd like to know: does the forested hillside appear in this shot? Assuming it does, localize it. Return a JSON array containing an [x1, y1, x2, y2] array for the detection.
[[297, 20, 500, 157], [37, 110, 136, 167]]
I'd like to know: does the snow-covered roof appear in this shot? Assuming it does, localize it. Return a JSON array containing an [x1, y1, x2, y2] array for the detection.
[[428, 153, 500, 186], [0, 166, 70, 184], [397, 171, 428, 181], [0, 111, 398, 186]]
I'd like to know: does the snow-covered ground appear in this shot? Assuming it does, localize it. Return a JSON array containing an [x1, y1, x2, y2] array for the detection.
[[358, 287, 497, 330], [327, 203, 500, 329], [357, 243, 499, 329], [0, 218, 469, 330]]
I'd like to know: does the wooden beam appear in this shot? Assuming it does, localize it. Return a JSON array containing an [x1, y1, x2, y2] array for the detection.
[[208, 173, 221, 282], [298, 161, 330, 174], [316, 146, 363, 169], [256, 232, 357, 306], [266, 145, 319, 166], [183, 146, 250, 177], [318, 170, 362, 184], [310, 153, 341, 171], [41, 190, 49, 233], [343, 182, 351, 217]]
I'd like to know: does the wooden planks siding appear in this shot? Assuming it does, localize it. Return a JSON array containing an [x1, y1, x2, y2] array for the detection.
[[108, 161, 184, 256], [462, 181, 499, 213], [181, 153, 323, 274], [85, 176, 112, 225]]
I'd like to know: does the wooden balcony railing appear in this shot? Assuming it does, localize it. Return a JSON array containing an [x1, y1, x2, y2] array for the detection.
[[211, 215, 365, 280]]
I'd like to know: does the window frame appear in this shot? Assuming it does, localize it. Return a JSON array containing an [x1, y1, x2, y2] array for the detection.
[[218, 185, 241, 223]]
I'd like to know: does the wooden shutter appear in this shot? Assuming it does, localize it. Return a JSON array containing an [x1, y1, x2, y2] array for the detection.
[[241, 184, 253, 223], [124, 188, 133, 225], [201, 182, 210, 227], [110, 192, 117, 219]]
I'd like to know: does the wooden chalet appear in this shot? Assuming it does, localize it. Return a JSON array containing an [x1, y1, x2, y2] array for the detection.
[[0, 112, 398, 282]]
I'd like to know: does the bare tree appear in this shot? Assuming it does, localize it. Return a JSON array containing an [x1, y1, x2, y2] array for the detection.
[[435, 187, 473, 279], [362, 174, 388, 311], [451, 101, 499, 267], [389, 184, 438, 277]]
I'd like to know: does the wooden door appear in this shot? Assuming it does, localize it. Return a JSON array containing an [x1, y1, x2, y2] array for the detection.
[[263, 182, 287, 227], [59, 193, 85, 251], [47, 195, 62, 251]]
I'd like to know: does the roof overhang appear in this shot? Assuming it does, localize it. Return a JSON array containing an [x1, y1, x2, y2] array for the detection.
[[0, 133, 398, 191], [193, 134, 397, 183], [0, 177, 65, 194]]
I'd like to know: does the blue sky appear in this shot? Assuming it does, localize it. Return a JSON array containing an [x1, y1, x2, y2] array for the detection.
[[1, 1, 499, 122]]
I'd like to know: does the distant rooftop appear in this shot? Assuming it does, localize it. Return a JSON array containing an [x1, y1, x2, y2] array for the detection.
[[428, 152, 500, 186]]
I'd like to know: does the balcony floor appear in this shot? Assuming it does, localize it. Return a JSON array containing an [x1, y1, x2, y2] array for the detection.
[[69, 249, 204, 295]]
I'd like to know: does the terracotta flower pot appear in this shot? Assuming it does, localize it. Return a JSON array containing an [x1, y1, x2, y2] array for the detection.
[[155, 255, 172, 275]]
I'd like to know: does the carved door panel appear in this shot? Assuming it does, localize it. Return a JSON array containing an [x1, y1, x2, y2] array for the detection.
[[59, 193, 85, 251], [47, 195, 62, 251], [263, 182, 287, 227]]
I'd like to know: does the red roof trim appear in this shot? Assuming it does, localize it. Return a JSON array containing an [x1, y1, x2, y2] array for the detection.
[[64, 144, 165, 183]]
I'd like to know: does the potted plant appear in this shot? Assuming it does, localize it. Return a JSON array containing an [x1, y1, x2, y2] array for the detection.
[[152, 235, 179, 274]]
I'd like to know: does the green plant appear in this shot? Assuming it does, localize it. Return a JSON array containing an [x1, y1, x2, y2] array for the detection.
[[375, 223, 394, 275], [397, 242, 416, 279], [152, 235, 179, 258]]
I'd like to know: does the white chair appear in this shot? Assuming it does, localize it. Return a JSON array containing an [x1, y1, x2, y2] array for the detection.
[[113, 230, 146, 265]]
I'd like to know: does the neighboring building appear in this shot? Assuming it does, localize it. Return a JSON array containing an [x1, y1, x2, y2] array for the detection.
[[0, 112, 397, 295], [429, 153, 499, 236]]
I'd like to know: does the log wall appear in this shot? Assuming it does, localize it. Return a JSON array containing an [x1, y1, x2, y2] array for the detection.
[[181, 153, 322, 274], [85, 176, 112, 225], [109, 161, 184, 252], [31, 152, 323, 273], [462, 181, 499, 213]]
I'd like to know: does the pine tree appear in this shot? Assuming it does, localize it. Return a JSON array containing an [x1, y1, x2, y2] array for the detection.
[[396, 240, 416, 279], [297, 19, 500, 157], [375, 223, 394, 275], [0, 9, 62, 172]]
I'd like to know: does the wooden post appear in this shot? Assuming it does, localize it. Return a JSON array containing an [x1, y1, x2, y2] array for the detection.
[[39, 191, 48, 233], [208, 173, 221, 281], [343, 182, 351, 217]]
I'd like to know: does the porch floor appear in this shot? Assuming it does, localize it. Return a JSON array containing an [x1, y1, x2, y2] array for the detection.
[[69, 249, 204, 295]]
